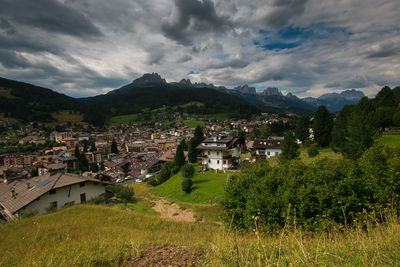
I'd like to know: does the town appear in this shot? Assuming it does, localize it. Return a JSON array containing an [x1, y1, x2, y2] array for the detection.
[[0, 112, 292, 220]]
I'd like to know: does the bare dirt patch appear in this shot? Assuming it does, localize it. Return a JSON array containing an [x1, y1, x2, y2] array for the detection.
[[152, 199, 197, 223], [127, 245, 210, 266]]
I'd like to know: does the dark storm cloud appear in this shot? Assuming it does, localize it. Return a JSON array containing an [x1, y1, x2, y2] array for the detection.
[[0, 0, 102, 39], [0, 18, 17, 35], [162, 0, 232, 45], [325, 76, 370, 89], [0, 49, 30, 68], [0, 31, 63, 54], [207, 58, 249, 69], [365, 40, 400, 58], [263, 0, 308, 29]]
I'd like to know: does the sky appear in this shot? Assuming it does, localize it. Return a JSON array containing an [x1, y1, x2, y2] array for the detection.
[[0, 0, 399, 98]]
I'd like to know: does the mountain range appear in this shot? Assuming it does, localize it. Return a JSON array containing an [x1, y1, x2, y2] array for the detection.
[[0, 73, 394, 126]]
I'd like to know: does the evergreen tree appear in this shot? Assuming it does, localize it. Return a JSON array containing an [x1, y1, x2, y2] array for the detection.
[[182, 177, 193, 194], [181, 163, 195, 178], [343, 100, 377, 160], [280, 131, 299, 160], [188, 139, 198, 163], [188, 126, 204, 163], [193, 126, 204, 144], [90, 163, 99, 172], [78, 154, 89, 172], [312, 106, 333, 147], [294, 115, 310, 144], [174, 140, 186, 168], [331, 105, 354, 152], [111, 139, 118, 154], [74, 144, 80, 158], [374, 86, 399, 108]]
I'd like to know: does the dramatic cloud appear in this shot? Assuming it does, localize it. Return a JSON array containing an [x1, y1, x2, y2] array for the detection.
[[0, 0, 399, 97], [161, 0, 232, 45]]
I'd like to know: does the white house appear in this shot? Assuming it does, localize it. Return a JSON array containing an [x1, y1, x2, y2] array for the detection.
[[196, 136, 241, 170], [252, 138, 283, 159], [0, 173, 109, 221]]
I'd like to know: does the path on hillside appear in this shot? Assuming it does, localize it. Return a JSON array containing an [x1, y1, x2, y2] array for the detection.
[[151, 199, 197, 223]]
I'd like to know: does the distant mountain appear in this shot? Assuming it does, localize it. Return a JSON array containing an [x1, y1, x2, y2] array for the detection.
[[83, 74, 261, 123], [0, 77, 80, 122], [233, 85, 256, 95], [0, 74, 377, 126], [107, 73, 169, 95], [263, 87, 282, 96], [304, 89, 365, 112], [222, 86, 316, 115]]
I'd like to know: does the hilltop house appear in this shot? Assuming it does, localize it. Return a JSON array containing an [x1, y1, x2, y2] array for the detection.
[[252, 138, 283, 160], [197, 136, 241, 170], [0, 173, 109, 221]]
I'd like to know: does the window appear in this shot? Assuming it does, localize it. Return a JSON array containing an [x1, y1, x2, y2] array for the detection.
[[208, 159, 211, 163], [275, 152, 279, 156], [217, 160, 220, 164], [80, 182, 86, 187], [267, 151, 270, 156], [207, 151, 210, 155], [50, 201, 57, 208], [49, 189, 56, 195], [217, 152, 219, 156]]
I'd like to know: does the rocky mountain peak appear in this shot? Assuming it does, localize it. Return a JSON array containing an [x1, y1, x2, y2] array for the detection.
[[179, 79, 192, 87], [132, 72, 167, 86], [234, 84, 256, 95], [263, 87, 282, 96]]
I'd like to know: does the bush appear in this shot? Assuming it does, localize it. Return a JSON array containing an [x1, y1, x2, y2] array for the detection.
[[148, 176, 160, 186], [222, 145, 400, 231], [181, 163, 195, 178], [307, 146, 319, 157], [182, 178, 193, 194]]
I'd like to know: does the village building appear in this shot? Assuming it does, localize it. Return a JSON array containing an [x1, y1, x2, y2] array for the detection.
[[56, 151, 77, 170], [197, 136, 241, 170], [53, 132, 73, 143], [0, 173, 109, 221], [252, 138, 283, 159], [62, 137, 79, 149]]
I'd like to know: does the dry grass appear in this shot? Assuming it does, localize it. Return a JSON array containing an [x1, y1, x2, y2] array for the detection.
[[1, 204, 400, 266]]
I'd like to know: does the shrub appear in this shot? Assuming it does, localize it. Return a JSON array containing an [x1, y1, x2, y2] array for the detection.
[[147, 177, 160, 186], [307, 146, 319, 157], [181, 164, 195, 178], [222, 145, 400, 231], [182, 178, 193, 194]]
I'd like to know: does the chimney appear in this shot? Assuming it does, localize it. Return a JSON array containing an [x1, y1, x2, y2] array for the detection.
[[26, 182, 31, 189], [11, 187, 16, 198]]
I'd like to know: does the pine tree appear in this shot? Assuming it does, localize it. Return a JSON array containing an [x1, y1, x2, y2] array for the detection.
[[280, 131, 299, 160], [375, 86, 399, 108], [313, 106, 333, 147], [294, 115, 310, 144], [174, 140, 186, 168], [74, 144, 80, 158], [331, 105, 354, 152], [111, 139, 118, 154], [188, 126, 204, 163]]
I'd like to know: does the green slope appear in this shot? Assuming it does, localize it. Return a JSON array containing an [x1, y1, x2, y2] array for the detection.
[[154, 167, 229, 204]]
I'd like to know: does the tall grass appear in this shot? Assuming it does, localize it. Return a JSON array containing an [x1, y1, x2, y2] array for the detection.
[[1, 204, 400, 266]]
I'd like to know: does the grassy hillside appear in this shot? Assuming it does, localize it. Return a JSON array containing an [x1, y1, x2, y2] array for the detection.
[[50, 110, 85, 125], [154, 167, 229, 204], [377, 131, 400, 147], [2, 204, 400, 266]]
